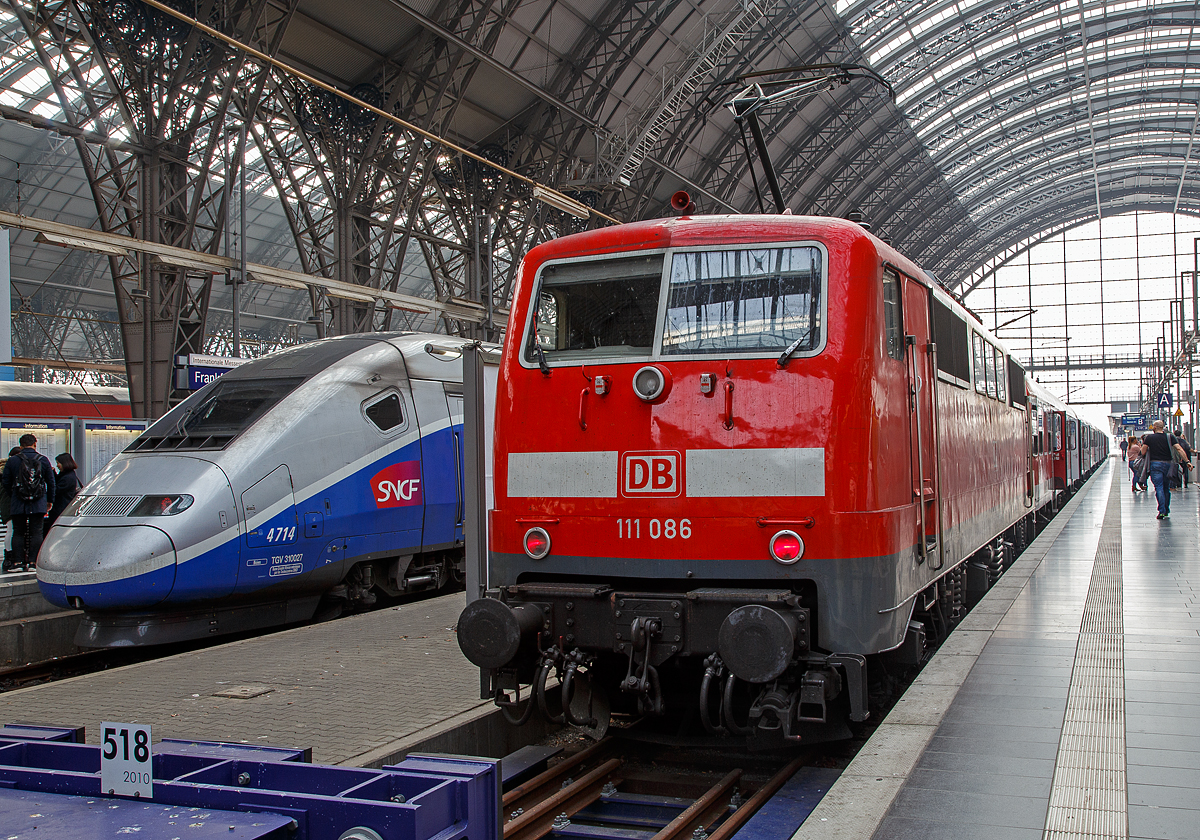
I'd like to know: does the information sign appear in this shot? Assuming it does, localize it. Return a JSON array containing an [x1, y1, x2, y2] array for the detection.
[[1157, 392, 1173, 409], [99, 722, 153, 798], [174, 353, 248, 391], [0, 420, 70, 460], [82, 420, 148, 480]]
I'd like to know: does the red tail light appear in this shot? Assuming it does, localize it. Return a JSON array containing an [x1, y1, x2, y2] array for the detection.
[[770, 530, 803, 564], [524, 527, 551, 559]]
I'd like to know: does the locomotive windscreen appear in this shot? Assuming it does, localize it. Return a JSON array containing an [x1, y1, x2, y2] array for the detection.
[[129, 377, 304, 451], [525, 254, 664, 360], [662, 247, 822, 355]]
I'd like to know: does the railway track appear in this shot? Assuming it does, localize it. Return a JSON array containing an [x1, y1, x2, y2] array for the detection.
[[503, 737, 812, 840]]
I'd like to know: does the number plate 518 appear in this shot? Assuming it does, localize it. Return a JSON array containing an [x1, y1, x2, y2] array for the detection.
[[100, 721, 153, 798]]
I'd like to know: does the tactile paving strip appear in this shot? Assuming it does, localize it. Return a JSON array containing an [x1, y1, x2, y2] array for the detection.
[[1043, 478, 1126, 840]]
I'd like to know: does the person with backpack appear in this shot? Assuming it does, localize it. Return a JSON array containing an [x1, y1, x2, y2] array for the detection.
[[1, 434, 55, 571]]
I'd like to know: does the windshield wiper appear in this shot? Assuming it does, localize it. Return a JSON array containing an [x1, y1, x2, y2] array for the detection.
[[777, 332, 809, 368], [534, 339, 551, 376]]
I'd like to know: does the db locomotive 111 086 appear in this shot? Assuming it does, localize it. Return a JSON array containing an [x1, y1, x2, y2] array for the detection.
[[457, 202, 1106, 741], [38, 333, 497, 647]]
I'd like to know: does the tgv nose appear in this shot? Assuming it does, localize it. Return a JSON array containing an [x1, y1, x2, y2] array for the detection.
[[38, 525, 177, 610]]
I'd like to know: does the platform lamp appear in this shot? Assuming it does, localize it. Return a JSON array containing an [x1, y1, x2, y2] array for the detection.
[[532, 185, 590, 219]]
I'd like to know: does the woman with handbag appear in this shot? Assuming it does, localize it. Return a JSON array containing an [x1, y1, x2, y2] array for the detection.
[[1127, 436, 1146, 492]]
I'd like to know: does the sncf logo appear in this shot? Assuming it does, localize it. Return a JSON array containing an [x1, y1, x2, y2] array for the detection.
[[622, 451, 682, 497], [372, 461, 423, 508]]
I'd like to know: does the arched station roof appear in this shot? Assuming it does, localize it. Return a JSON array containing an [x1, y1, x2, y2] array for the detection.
[[0, 0, 1196, 385]]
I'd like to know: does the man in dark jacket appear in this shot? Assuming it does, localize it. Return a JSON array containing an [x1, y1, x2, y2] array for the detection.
[[1, 434, 55, 571]]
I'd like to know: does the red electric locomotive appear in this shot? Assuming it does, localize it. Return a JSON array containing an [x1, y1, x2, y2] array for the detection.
[[458, 206, 1106, 740]]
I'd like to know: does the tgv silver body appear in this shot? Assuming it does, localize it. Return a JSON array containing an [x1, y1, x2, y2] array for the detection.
[[38, 333, 489, 646]]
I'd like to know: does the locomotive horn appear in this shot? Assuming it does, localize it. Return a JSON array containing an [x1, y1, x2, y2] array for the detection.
[[671, 190, 696, 215], [717, 605, 802, 683], [457, 599, 542, 669]]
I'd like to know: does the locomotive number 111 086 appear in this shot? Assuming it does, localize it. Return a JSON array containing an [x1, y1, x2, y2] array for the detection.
[[617, 518, 692, 539]]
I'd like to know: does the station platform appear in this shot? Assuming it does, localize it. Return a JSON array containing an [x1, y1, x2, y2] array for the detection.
[[797, 456, 1198, 840], [0, 592, 549, 767]]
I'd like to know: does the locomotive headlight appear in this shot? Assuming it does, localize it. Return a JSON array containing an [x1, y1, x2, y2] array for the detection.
[[633, 365, 669, 401], [524, 527, 551, 559], [769, 530, 804, 564], [130, 494, 195, 516], [62, 495, 92, 516]]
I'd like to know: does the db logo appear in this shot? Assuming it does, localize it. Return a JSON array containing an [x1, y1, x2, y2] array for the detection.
[[371, 461, 423, 508], [622, 451, 682, 497]]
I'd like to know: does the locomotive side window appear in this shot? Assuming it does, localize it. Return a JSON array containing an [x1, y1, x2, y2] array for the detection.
[[932, 297, 969, 386], [1008, 357, 1027, 408], [363, 392, 405, 433], [972, 333, 988, 394], [882, 270, 904, 361], [663, 246, 823, 355], [525, 254, 664, 361], [992, 347, 1006, 402]]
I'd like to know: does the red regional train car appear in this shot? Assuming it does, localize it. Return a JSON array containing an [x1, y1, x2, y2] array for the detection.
[[458, 208, 1106, 741], [0, 382, 132, 420]]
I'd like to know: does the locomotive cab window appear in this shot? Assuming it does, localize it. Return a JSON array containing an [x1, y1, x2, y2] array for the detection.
[[363, 391, 406, 434], [663, 246, 824, 355], [525, 254, 664, 362], [882, 269, 904, 361]]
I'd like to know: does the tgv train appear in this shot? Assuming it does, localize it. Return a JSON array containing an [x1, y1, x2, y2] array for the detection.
[[38, 333, 495, 647], [457, 204, 1107, 741]]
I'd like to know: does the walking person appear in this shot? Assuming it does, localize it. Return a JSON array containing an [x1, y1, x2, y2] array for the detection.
[[1173, 429, 1193, 489], [1120, 437, 1128, 461], [1142, 421, 1190, 519], [1127, 436, 1145, 492], [1, 434, 55, 571], [44, 452, 81, 535]]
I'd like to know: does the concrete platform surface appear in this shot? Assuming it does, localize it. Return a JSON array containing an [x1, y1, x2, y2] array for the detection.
[[795, 457, 1200, 840]]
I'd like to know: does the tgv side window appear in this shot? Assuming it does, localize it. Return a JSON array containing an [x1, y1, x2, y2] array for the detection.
[[363, 391, 407, 434]]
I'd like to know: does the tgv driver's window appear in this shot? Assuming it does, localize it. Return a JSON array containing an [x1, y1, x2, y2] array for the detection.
[[524, 254, 664, 362], [363, 391, 406, 434], [663, 246, 823, 355]]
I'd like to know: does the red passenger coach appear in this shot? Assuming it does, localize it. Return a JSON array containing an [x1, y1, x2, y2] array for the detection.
[[458, 210, 1104, 741]]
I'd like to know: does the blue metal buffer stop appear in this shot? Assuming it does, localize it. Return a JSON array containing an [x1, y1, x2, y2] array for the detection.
[[0, 724, 500, 840]]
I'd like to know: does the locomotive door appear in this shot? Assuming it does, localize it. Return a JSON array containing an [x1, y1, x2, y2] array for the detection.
[[901, 272, 941, 567], [408, 379, 461, 551], [239, 465, 299, 588]]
